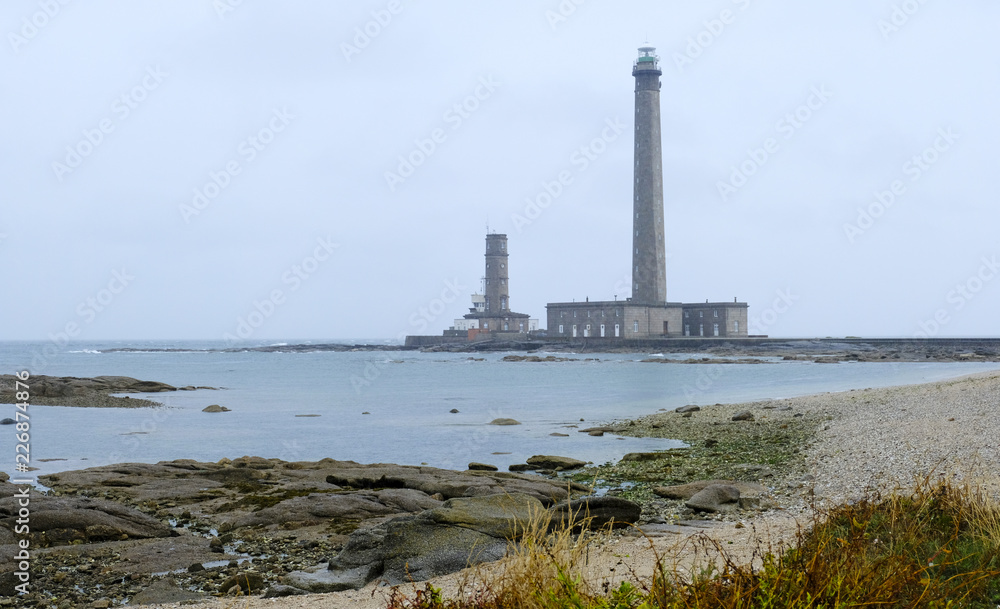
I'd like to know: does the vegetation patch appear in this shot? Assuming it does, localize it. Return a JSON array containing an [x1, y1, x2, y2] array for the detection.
[[326, 517, 364, 535], [570, 405, 821, 504], [388, 481, 1000, 608]]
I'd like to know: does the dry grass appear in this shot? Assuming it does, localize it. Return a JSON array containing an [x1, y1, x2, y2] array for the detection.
[[387, 481, 1000, 609], [386, 502, 630, 609]]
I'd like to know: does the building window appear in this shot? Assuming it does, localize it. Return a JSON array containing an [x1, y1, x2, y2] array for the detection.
[[587, 311, 591, 317], [584, 324, 591, 337], [734, 320, 740, 333], [486, 279, 490, 285], [601, 310, 606, 318], [633, 320, 639, 333], [684, 324, 690, 337], [699, 324, 704, 337], [501, 279, 506, 285], [614, 324, 620, 337], [484, 322, 489, 330], [684, 310, 689, 318], [501, 297, 506, 310], [573, 311, 577, 318], [485, 297, 490, 310], [713, 323, 720, 337], [559, 324, 564, 334], [519, 322, 524, 332], [504, 322, 509, 331], [501, 242, 505, 251], [616, 309, 620, 317], [600, 324, 606, 337], [699, 311, 703, 318], [486, 263, 490, 269], [500, 263, 505, 269], [714, 310, 719, 318]]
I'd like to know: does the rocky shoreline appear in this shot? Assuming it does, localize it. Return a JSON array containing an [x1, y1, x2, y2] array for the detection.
[[0, 458, 603, 605], [0, 397, 820, 606], [3, 368, 1000, 607]]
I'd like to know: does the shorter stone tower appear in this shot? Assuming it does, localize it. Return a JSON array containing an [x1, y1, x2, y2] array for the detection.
[[456, 232, 535, 335], [484, 233, 510, 315]]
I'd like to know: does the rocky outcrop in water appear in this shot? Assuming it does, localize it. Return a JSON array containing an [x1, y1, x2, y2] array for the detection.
[[0, 374, 215, 408]]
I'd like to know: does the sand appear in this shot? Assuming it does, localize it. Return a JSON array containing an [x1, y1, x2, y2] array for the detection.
[[142, 369, 1000, 609]]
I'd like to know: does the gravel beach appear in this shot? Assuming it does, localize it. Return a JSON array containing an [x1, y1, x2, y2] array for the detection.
[[94, 369, 1000, 608]]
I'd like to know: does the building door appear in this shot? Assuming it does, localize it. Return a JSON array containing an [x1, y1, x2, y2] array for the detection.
[[584, 325, 591, 337], [600, 324, 606, 337], [663, 321, 669, 335], [614, 324, 620, 337], [572, 325, 577, 337]]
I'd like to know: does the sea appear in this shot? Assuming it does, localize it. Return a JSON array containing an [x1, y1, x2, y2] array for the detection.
[[2, 340, 999, 481]]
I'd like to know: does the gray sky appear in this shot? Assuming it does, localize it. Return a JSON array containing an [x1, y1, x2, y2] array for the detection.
[[3, 1, 999, 341]]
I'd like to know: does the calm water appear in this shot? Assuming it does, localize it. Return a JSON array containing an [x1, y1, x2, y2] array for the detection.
[[2, 340, 998, 479]]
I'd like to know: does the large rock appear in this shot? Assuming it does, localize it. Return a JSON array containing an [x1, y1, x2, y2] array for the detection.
[[652, 479, 766, 501], [686, 485, 741, 513], [222, 489, 441, 530], [525, 455, 587, 471], [426, 494, 543, 539], [286, 493, 542, 591], [222, 493, 397, 530], [0, 489, 172, 544], [324, 464, 583, 504], [548, 497, 641, 531]]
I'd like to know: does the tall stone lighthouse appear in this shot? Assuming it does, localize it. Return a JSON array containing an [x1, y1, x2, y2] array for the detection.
[[545, 45, 749, 340], [631, 46, 667, 304]]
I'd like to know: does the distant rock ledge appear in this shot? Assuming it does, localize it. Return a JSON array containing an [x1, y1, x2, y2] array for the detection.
[[0, 374, 216, 408]]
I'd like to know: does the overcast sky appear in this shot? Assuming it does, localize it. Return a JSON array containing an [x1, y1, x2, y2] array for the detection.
[[3, 1, 999, 342]]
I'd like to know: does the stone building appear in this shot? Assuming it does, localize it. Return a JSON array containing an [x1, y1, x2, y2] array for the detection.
[[545, 46, 749, 338]]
